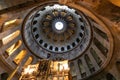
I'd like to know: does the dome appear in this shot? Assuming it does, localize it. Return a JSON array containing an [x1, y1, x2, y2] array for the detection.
[[0, 0, 119, 80], [22, 4, 92, 60], [21, 2, 113, 78]]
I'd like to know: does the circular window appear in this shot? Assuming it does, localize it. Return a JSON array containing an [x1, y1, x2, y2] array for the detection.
[[55, 22, 64, 30]]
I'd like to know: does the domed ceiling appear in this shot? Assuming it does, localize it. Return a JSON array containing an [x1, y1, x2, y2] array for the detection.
[[22, 3, 91, 60], [22, 2, 113, 62]]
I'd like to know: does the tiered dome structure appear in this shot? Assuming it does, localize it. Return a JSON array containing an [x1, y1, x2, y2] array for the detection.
[[22, 2, 113, 79], [23, 4, 92, 60], [0, 0, 120, 80]]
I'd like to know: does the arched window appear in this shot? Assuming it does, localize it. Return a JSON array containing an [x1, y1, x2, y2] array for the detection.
[[3, 19, 22, 31], [13, 50, 27, 65], [90, 48, 102, 66], [5, 40, 22, 56], [2, 30, 20, 45], [94, 26, 108, 41], [23, 56, 33, 67], [93, 38, 108, 57], [106, 73, 116, 80], [78, 59, 86, 78], [70, 62, 76, 76], [84, 54, 95, 73]]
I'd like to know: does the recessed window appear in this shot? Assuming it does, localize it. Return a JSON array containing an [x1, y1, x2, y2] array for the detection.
[[39, 40, 43, 44], [2, 30, 20, 45], [78, 59, 86, 78], [81, 25, 84, 30], [33, 20, 37, 25], [33, 27, 37, 32], [35, 14, 40, 17], [72, 42, 76, 47], [44, 43, 48, 48], [79, 33, 83, 37], [90, 48, 102, 66], [49, 46, 53, 50], [67, 45, 70, 50], [35, 34, 39, 39], [13, 50, 27, 65], [23, 56, 33, 67], [94, 26, 108, 41], [76, 38, 80, 43], [5, 40, 22, 56], [3, 19, 22, 31], [79, 18, 83, 22], [93, 38, 108, 57], [55, 47, 58, 51], [61, 47, 64, 51]]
